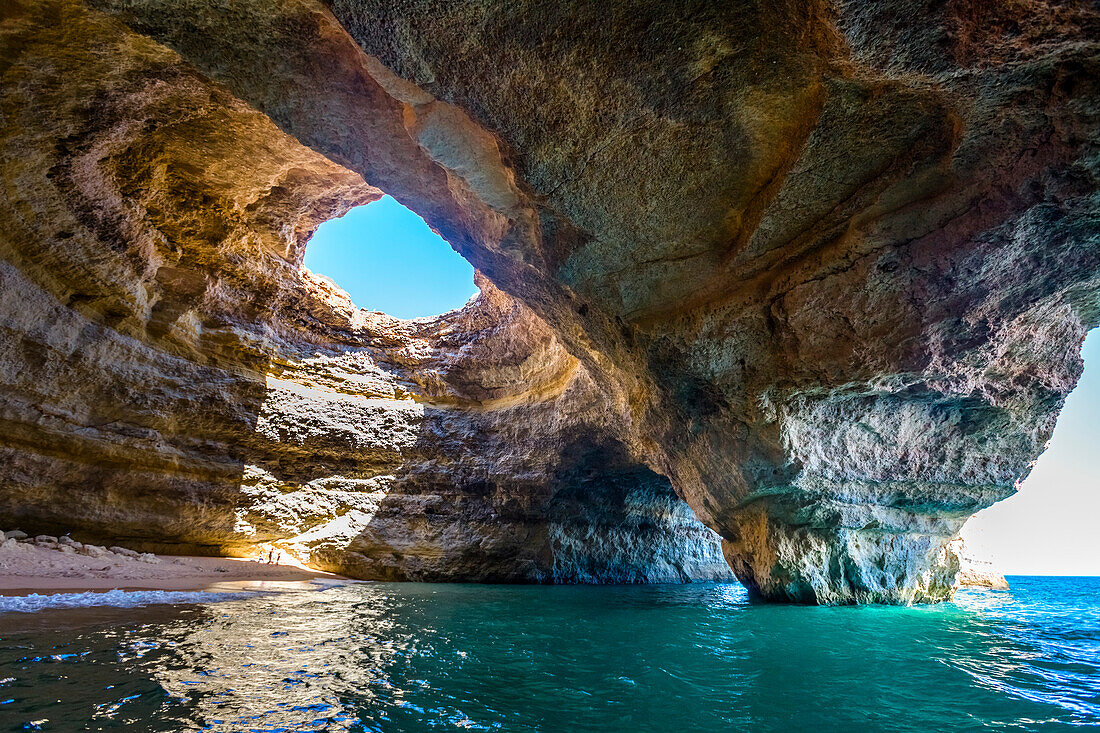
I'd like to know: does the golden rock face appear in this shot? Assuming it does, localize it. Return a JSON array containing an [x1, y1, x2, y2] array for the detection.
[[0, 0, 1096, 600]]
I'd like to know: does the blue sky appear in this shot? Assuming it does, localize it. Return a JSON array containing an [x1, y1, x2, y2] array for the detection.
[[306, 199, 1097, 575], [303, 196, 477, 319]]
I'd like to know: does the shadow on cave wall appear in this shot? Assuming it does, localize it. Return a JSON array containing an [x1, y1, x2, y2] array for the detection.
[[240, 384, 734, 584], [0, 264, 271, 554], [0, 0, 735, 582], [0, 3, 343, 549], [539, 439, 735, 583]]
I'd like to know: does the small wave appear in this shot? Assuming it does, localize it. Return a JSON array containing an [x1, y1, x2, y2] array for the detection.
[[0, 589, 256, 614]]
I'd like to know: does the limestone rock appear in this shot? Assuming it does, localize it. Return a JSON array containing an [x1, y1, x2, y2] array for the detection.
[[955, 567, 1011, 591], [0, 0, 1096, 601], [949, 529, 1011, 591], [78, 544, 109, 558]]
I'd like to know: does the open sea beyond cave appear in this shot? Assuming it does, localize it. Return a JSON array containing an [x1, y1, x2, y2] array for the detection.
[[0, 578, 1097, 732]]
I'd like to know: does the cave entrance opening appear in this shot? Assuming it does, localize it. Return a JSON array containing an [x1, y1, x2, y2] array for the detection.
[[303, 194, 479, 319], [964, 328, 1100, 576]]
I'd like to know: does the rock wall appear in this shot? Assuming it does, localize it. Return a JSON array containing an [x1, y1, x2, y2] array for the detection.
[[1, 0, 1097, 601], [0, 0, 732, 584]]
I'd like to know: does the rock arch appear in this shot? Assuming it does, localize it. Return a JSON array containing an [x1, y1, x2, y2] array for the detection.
[[0, 0, 1096, 601]]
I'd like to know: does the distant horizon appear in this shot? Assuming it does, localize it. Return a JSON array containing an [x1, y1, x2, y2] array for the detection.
[[1003, 574, 1100, 577]]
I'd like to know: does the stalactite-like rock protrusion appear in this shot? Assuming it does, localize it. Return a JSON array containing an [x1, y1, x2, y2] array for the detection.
[[0, 0, 1097, 601]]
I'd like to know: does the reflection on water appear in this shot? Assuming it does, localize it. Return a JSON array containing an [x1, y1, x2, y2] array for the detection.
[[0, 578, 1097, 731]]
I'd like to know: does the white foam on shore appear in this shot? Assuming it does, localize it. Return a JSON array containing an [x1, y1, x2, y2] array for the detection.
[[0, 589, 257, 614]]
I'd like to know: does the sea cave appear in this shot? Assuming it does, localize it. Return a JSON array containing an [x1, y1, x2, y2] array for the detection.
[[0, 0, 1097, 608]]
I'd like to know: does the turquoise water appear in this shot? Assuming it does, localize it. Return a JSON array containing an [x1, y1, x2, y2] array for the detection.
[[0, 577, 1097, 731]]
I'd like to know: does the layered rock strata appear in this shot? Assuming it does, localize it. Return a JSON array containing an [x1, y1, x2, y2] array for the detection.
[[0, 0, 1097, 600], [0, 0, 732, 583]]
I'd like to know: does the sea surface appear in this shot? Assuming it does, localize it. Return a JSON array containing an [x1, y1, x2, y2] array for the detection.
[[0, 576, 1096, 731]]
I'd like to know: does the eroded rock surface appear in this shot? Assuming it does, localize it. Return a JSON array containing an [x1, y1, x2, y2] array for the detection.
[[0, 0, 1097, 600], [0, 0, 732, 583]]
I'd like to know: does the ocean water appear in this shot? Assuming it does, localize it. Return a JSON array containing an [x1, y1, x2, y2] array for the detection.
[[0, 577, 1096, 732]]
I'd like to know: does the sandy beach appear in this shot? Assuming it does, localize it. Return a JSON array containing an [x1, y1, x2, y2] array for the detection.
[[0, 533, 344, 595]]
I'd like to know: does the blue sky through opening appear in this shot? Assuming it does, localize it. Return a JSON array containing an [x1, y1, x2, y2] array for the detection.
[[968, 328, 1100, 575], [303, 195, 478, 319]]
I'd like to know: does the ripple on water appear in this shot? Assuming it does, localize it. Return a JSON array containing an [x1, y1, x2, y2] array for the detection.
[[0, 577, 1095, 731]]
